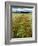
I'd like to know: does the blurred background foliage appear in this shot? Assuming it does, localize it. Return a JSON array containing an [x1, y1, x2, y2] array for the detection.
[[11, 13, 32, 38]]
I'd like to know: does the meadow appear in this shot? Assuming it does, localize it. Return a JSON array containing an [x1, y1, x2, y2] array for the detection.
[[11, 13, 32, 38]]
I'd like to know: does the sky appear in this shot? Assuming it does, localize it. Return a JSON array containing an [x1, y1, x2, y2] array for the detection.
[[12, 8, 32, 13]]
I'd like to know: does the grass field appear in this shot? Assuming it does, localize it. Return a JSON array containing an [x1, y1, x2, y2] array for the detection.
[[11, 13, 32, 38]]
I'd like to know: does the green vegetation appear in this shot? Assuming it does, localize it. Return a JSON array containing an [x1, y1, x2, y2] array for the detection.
[[11, 13, 32, 38]]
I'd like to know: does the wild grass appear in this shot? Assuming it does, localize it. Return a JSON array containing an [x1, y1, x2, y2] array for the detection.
[[11, 13, 32, 38]]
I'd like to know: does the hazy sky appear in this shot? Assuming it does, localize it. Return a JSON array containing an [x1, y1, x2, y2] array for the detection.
[[12, 8, 32, 12]]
